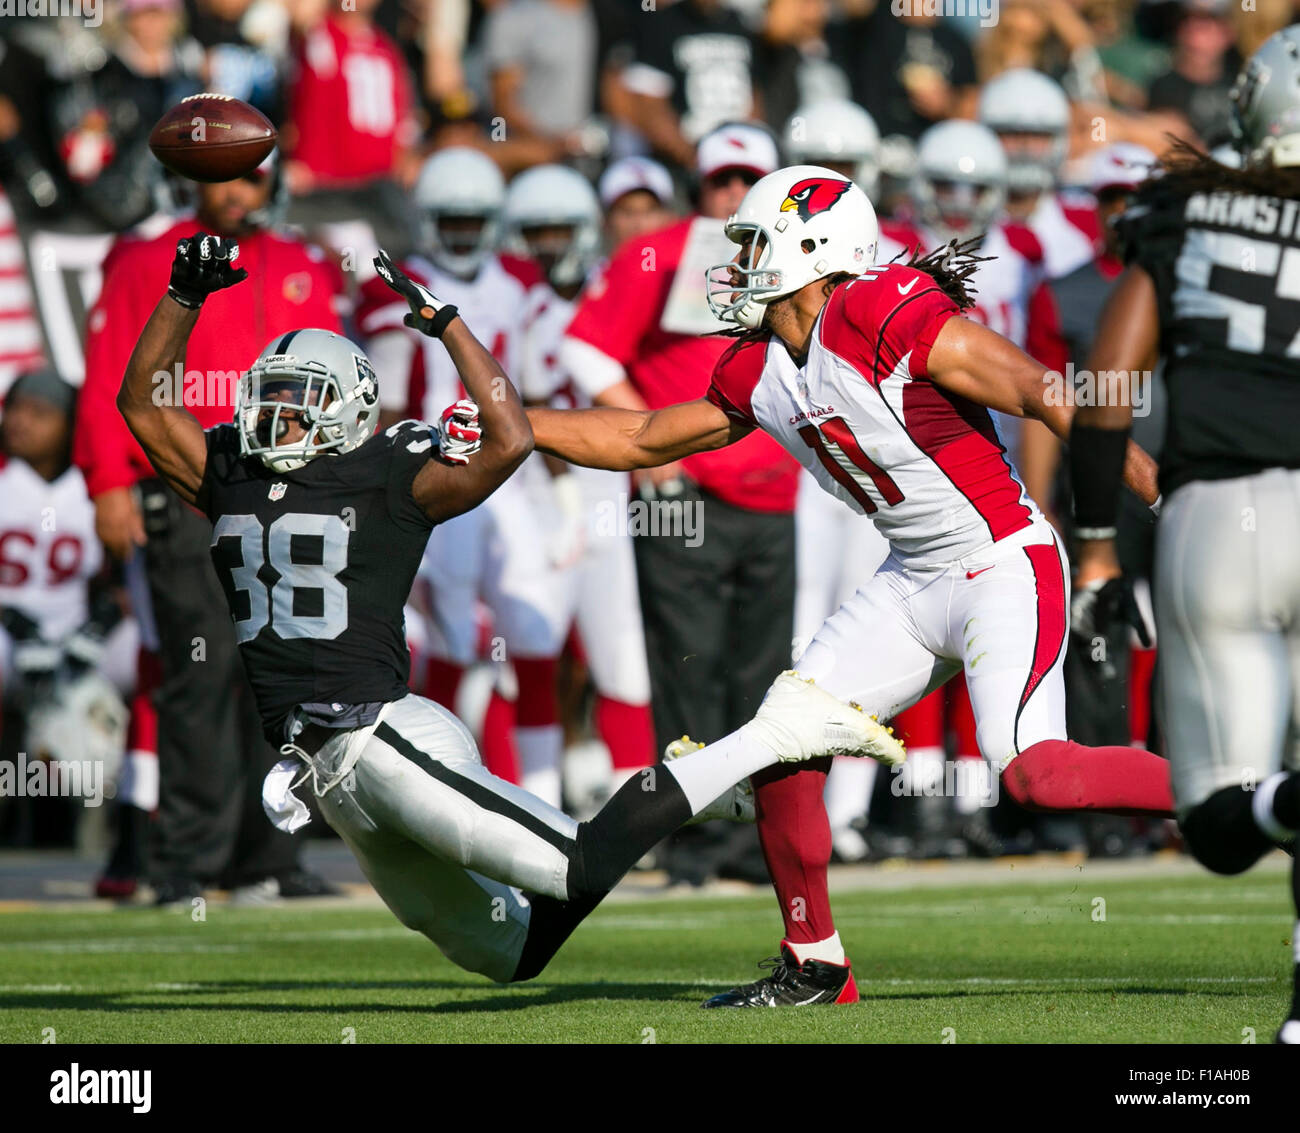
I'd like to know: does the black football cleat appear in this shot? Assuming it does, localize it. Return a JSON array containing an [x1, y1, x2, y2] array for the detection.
[[701, 943, 859, 1008]]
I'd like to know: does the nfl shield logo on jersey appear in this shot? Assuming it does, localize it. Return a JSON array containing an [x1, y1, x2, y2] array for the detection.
[[269, 482, 287, 501]]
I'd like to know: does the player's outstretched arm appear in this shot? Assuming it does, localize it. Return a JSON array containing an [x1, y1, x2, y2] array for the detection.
[[528, 398, 745, 471], [925, 314, 1160, 507], [373, 251, 533, 523], [116, 234, 248, 506]]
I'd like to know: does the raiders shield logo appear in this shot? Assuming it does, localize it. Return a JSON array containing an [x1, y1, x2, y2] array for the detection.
[[269, 482, 287, 501]]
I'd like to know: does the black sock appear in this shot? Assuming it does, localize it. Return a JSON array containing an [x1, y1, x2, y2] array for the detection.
[[1180, 786, 1275, 874], [1274, 772, 1300, 831], [567, 767, 693, 901], [509, 768, 693, 983]]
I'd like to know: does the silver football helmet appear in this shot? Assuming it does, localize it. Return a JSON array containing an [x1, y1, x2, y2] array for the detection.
[[977, 68, 1070, 195], [1231, 25, 1300, 168], [912, 120, 1007, 244], [237, 329, 380, 473], [502, 164, 602, 289], [782, 99, 881, 203], [414, 147, 506, 278]]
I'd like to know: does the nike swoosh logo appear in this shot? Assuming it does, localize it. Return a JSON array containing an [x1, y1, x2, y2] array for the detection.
[[966, 566, 995, 579], [897, 278, 918, 295]]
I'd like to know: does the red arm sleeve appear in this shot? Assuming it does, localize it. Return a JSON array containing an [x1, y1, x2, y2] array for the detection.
[[74, 252, 151, 497], [1026, 280, 1068, 377], [564, 235, 670, 367]]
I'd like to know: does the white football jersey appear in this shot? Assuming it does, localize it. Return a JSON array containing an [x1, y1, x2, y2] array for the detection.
[[1027, 191, 1099, 280], [0, 459, 101, 641], [707, 263, 1040, 567]]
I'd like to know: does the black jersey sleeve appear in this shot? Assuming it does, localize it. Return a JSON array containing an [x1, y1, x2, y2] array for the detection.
[[194, 424, 241, 520], [1115, 180, 1184, 276], [382, 419, 439, 533]]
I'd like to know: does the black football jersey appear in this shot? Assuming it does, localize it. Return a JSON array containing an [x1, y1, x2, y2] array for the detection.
[[1119, 177, 1300, 494], [195, 420, 436, 740]]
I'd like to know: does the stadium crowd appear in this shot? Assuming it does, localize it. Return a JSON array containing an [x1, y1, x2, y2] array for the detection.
[[0, 0, 1282, 901]]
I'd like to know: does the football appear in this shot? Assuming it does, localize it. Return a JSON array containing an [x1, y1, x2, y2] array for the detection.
[[148, 93, 277, 183]]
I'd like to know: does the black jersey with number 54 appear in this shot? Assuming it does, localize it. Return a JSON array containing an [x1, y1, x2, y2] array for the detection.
[[195, 419, 436, 740], [1119, 177, 1300, 494]]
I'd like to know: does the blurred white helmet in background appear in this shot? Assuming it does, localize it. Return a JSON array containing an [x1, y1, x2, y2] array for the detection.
[[913, 119, 1008, 244], [783, 99, 882, 203], [414, 147, 506, 278], [502, 164, 603, 289], [978, 68, 1071, 195]]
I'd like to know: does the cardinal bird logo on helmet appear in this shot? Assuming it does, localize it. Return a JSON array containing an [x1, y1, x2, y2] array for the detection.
[[781, 177, 852, 222]]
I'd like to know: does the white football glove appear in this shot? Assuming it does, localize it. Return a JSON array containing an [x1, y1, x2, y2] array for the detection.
[[438, 398, 483, 465]]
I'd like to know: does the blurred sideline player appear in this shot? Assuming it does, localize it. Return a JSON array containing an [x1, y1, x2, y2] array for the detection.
[[597, 157, 677, 254], [0, 369, 133, 837], [112, 232, 900, 983], [978, 69, 1100, 283], [1071, 28, 1300, 1042], [357, 148, 566, 806], [530, 164, 1175, 1006], [502, 163, 655, 792]]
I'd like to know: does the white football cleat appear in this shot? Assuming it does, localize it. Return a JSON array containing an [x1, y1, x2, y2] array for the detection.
[[746, 671, 907, 766], [664, 736, 756, 824]]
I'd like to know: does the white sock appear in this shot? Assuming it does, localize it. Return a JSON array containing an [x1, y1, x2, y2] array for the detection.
[[825, 756, 875, 831], [899, 745, 944, 795], [1252, 772, 1296, 841], [661, 724, 785, 815], [953, 758, 994, 815], [517, 724, 563, 810], [787, 932, 846, 966]]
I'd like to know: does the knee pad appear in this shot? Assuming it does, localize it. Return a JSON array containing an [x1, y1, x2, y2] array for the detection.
[[1179, 786, 1274, 875]]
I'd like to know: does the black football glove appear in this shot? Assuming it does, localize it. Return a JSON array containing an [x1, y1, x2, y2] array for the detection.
[[373, 249, 459, 338], [168, 233, 248, 309], [1070, 575, 1152, 648]]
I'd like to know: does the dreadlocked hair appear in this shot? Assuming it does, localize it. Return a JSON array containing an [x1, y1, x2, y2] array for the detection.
[[1151, 135, 1300, 201], [894, 237, 991, 311]]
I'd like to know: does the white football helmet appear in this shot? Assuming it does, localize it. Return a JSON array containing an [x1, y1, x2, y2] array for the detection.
[[502, 164, 602, 289], [707, 164, 878, 330], [977, 68, 1070, 195], [1231, 25, 1300, 168], [912, 120, 1007, 244], [25, 671, 128, 794], [237, 329, 381, 473], [414, 147, 506, 278], [783, 100, 881, 203]]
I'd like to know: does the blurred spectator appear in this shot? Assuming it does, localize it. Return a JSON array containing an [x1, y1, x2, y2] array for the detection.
[[185, 0, 291, 122], [753, 0, 852, 134], [52, 0, 203, 232], [1146, 0, 1238, 146], [977, 0, 1107, 101], [621, 0, 759, 167], [76, 167, 346, 905], [483, 0, 598, 149], [597, 155, 676, 251], [282, 0, 421, 269], [838, 1, 977, 144], [283, 0, 419, 192]]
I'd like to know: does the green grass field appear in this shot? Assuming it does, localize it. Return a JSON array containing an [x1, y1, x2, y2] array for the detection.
[[0, 860, 1292, 1044]]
